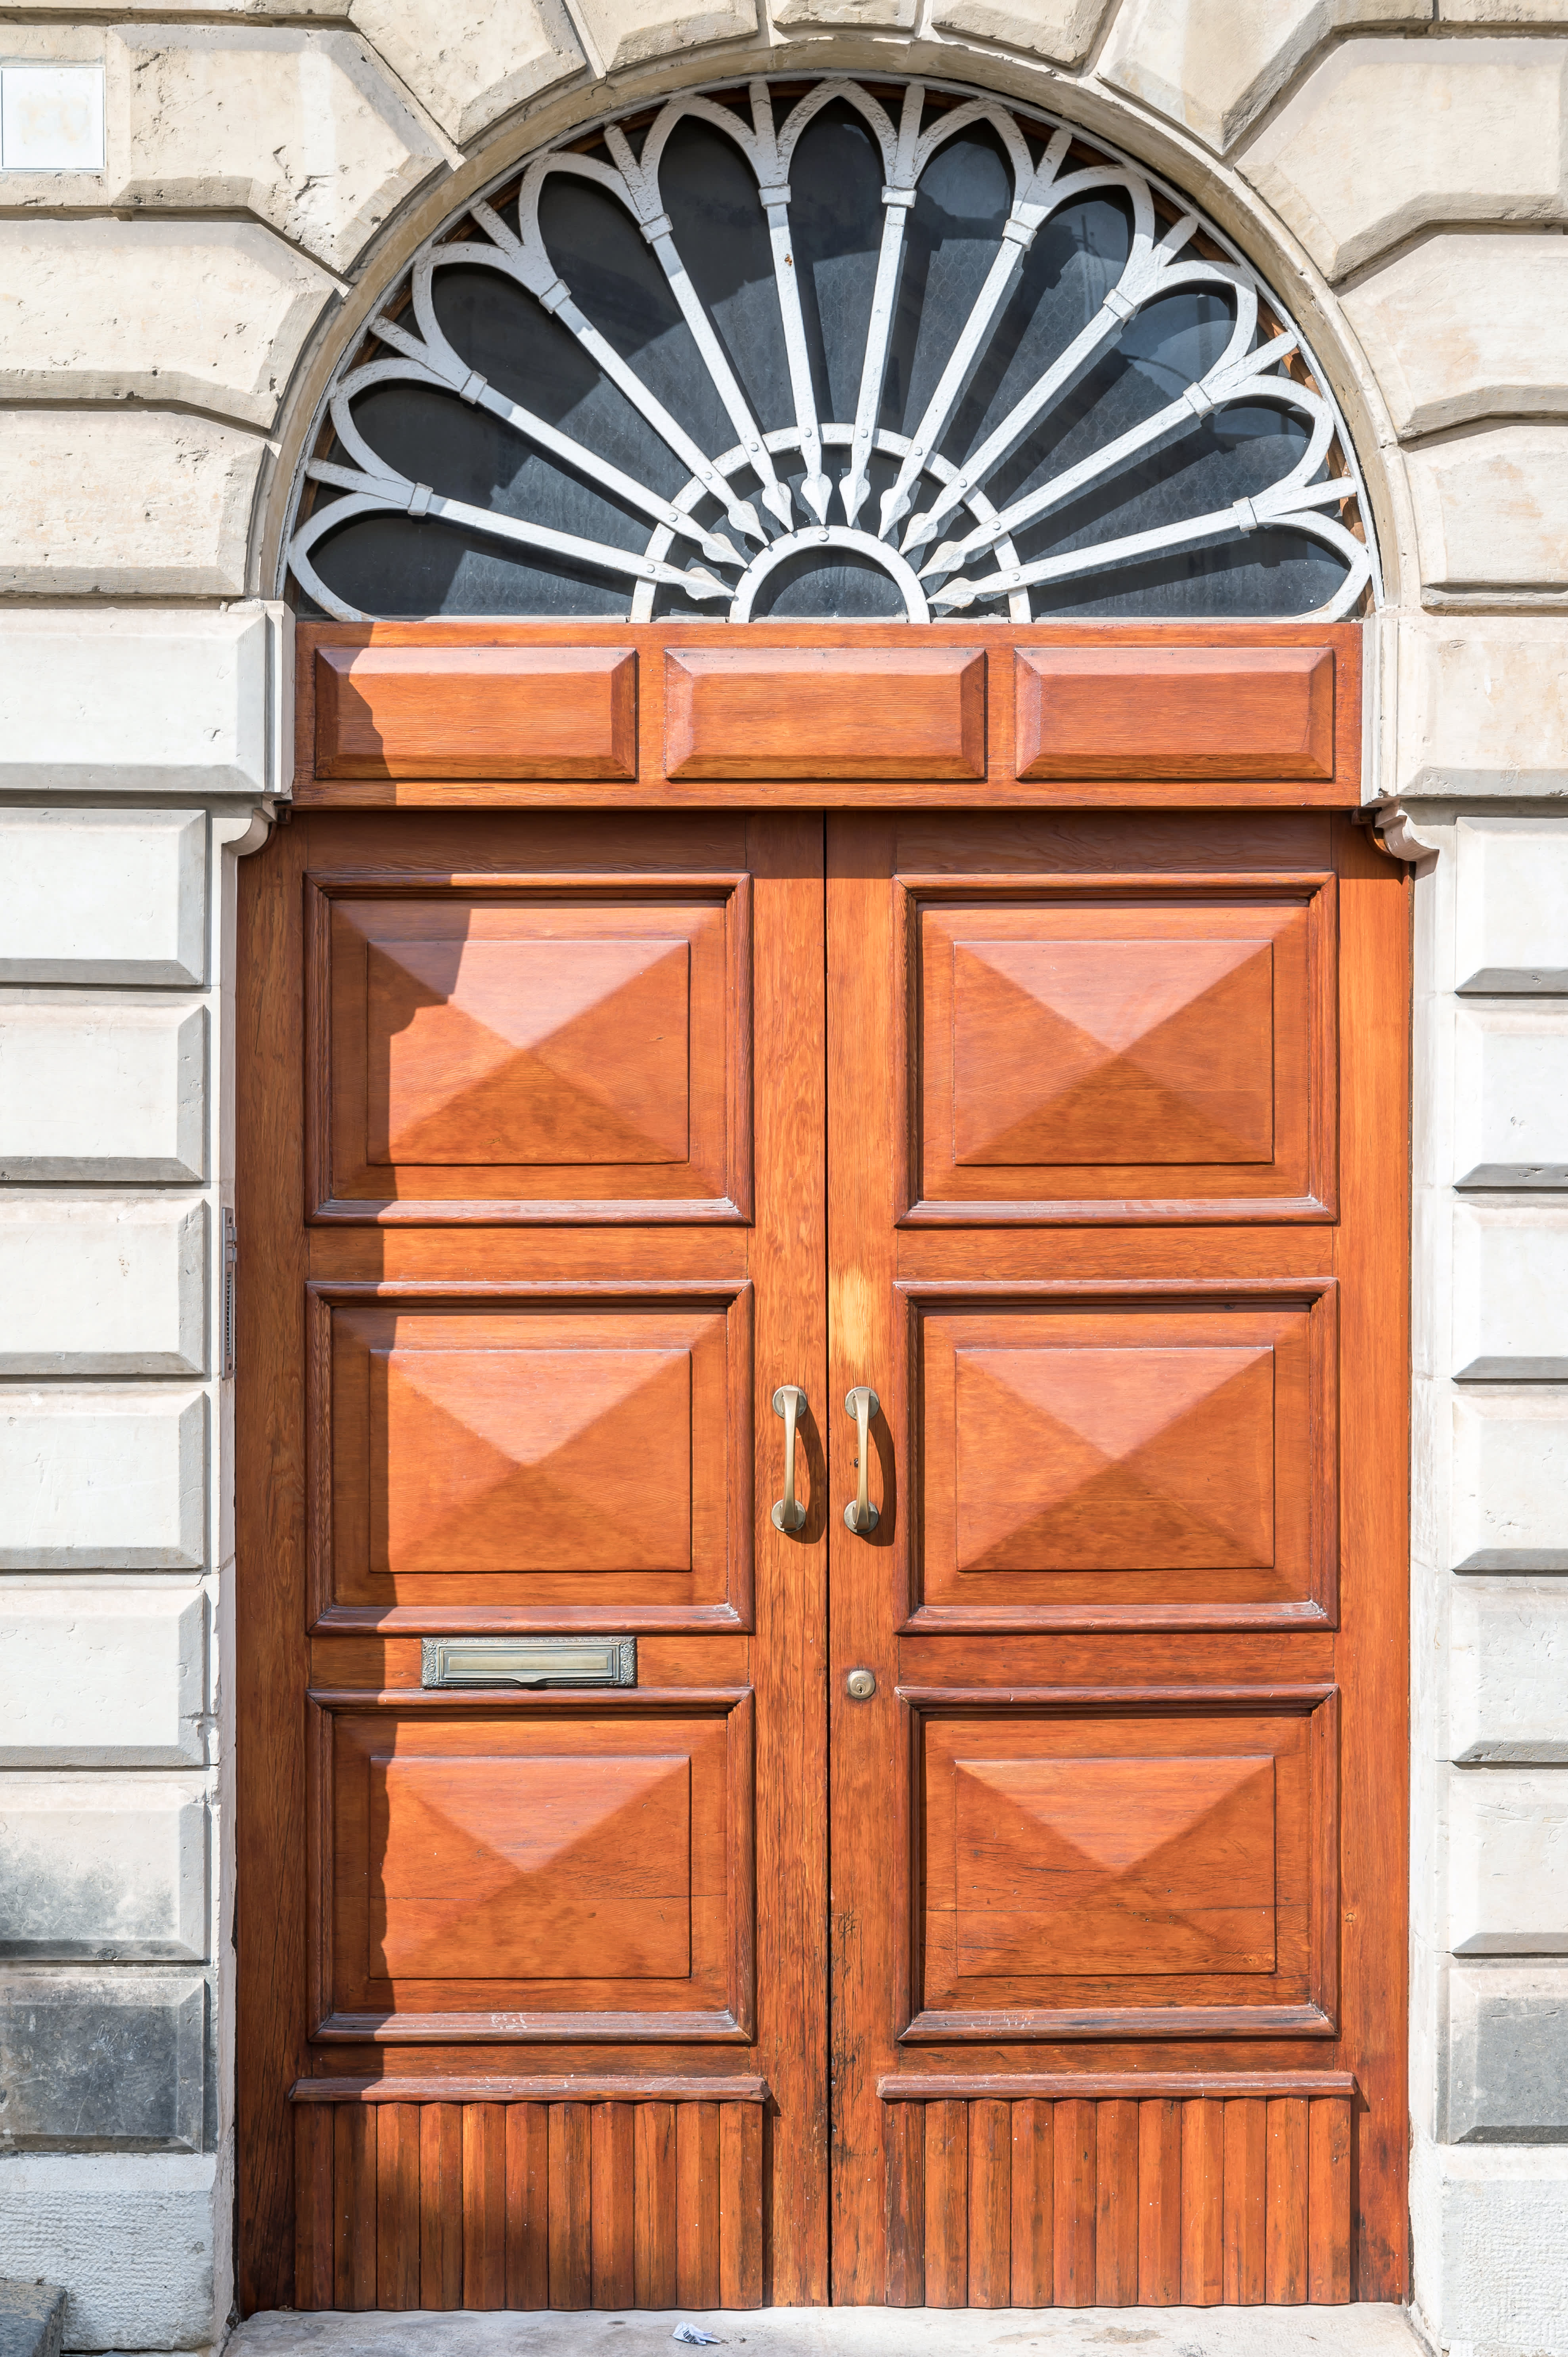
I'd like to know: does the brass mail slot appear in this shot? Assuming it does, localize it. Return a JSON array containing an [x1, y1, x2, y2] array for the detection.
[[420, 1636, 638, 1689]]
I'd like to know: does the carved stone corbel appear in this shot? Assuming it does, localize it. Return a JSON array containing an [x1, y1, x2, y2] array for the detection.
[[1364, 800, 1443, 868]]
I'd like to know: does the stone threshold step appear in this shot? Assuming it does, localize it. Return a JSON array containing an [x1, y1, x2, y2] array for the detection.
[[228, 2304, 1423, 2357]]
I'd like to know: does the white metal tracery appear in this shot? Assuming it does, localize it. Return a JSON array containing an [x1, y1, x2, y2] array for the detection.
[[285, 76, 1376, 624]]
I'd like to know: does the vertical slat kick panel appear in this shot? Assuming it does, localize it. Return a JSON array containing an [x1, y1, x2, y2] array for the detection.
[[294, 2093, 765, 2310], [881, 2090, 1353, 2307]]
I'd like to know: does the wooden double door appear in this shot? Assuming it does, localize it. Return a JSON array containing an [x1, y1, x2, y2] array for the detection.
[[237, 796, 1407, 2313]]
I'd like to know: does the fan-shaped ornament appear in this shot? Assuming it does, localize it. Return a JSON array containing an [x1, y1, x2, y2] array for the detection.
[[285, 77, 1376, 626]]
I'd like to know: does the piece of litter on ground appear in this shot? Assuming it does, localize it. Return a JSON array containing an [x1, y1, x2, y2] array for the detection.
[[671, 2329, 722, 2348]]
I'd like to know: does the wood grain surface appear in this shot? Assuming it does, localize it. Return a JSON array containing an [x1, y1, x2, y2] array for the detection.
[[292, 622, 1361, 808], [241, 635, 1403, 2317], [314, 646, 638, 781], [825, 806, 1405, 2306], [1014, 645, 1336, 782], [237, 808, 828, 2311], [295, 2094, 762, 2308]]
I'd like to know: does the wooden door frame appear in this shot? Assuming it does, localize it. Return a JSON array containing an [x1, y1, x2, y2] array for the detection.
[[235, 616, 1406, 2310]]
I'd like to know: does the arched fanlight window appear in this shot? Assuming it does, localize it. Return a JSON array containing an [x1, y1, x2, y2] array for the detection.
[[285, 76, 1376, 625]]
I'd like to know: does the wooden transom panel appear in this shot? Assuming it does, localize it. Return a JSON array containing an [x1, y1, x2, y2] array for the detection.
[[314, 885, 747, 1220], [914, 1702, 1335, 2040], [313, 646, 638, 781], [909, 884, 1335, 1220], [663, 647, 986, 781], [317, 1292, 751, 1629], [1013, 645, 1336, 783], [320, 1704, 749, 2038], [912, 1293, 1336, 1629]]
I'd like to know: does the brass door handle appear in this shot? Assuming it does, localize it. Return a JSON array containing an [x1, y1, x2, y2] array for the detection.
[[844, 1386, 881, 1533], [772, 1385, 808, 1532]]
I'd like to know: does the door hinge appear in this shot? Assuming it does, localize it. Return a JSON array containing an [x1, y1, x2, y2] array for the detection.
[[222, 1208, 238, 1378]]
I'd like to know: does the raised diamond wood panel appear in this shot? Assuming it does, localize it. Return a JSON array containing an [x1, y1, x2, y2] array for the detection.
[[954, 1344, 1275, 1575], [371, 1347, 690, 1576], [370, 1754, 692, 1982], [314, 886, 748, 1220], [316, 1290, 750, 1628], [952, 1754, 1277, 1978], [294, 2090, 764, 2311], [950, 936, 1275, 1167], [911, 887, 1334, 1220], [320, 1702, 751, 2039], [913, 1701, 1335, 2041], [913, 1292, 1334, 1628], [881, 2091, 1352, 2307], [367, 936, 691, 1168]]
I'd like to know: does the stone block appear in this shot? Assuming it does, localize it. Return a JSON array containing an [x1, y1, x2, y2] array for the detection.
[[1344, 232, 1568, 440], [1409, 422, 1568, 595], [568, 0, 756, 75], [0, 811, 205, 988], [0, 1391, 206, 1571], [0, 607, 288, 799], [1457, 814, 1568, 986], [0, 412, 260, 598], [349, 0, 583, 144], [1241, 38, 1568, 281], [1450, 1769, 1568, 1953], [1453, 1394, 1568, 1574], [1442, 0, 1568, 16], [0, 1588, 205, 1768], [0, 1777, 207, 1962], [1453, 1204, 1568, 1379], [1411, 2129, 1568, 2354], [0, 1973, 206, 2153], [1453, 1582, 1568, 1765], [1099, 0, 1426, 156], [109, 28, 446, 276], [1446, 1963, 1568, 2138], [0, 998, 205, 1183], [0, 220, 332, 431], [0, 2156, 217, 2352], [1454, 1006, 1568, 1187], [0, 1197, 206, 1380], [0, 2282, 65, 2357], [927, 0, 1112, 63], [774, 0, 915, 21], [0, 63, 103, 170]]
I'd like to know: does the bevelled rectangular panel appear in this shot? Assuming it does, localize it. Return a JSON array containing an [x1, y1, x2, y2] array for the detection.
[[913, 1699, 1335, 2040], [664, 647, 986, 780], [912, 1290, 1336, 1627], [314, 648, 637, 781], [1014, 647, 1336, 782], [319, 1702, 751, 2039], [314, 883, 748, 1221], [910, 881, 1335, 1220], [316, 1289, 750, 1627]]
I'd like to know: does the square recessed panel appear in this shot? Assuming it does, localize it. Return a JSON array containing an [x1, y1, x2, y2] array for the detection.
[[317, 1291, 750, 1629], [321, 1704, 749, 2038], [915, 1703, 1333, 2039], [913, 1294, 1334, 1627], [911, 888, 1333, 1220], [314, 888, 747, 1220]]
